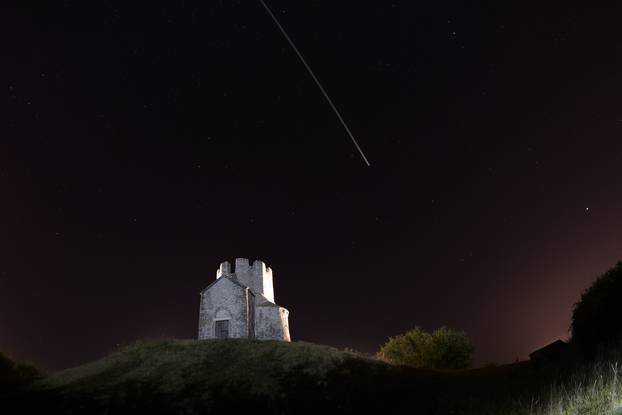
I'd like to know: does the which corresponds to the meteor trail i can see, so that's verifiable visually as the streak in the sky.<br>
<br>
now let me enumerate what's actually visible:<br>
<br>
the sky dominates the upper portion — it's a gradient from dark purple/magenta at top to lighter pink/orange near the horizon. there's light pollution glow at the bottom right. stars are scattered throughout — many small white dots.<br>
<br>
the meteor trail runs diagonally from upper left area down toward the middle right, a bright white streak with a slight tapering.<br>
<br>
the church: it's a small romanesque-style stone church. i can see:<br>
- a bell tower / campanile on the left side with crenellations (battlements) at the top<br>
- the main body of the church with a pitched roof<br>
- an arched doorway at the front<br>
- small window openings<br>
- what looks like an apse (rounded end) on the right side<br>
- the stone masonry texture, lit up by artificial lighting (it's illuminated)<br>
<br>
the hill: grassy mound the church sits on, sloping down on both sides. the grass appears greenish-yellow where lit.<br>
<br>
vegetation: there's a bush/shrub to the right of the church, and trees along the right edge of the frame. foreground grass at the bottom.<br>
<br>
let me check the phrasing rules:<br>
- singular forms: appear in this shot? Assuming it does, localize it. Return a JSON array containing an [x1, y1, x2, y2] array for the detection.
[[257, 0, 371, 167]]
